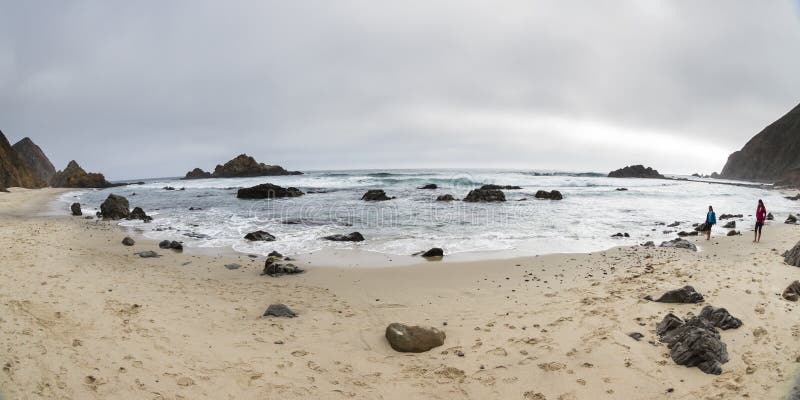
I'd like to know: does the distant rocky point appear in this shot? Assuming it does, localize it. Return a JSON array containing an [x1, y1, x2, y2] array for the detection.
[[721, 102, 800, 184], [608, 165, 665, 179], [183, 154, 302, 179], [12, 137, 56, 183], [50, 160, 114, 188]]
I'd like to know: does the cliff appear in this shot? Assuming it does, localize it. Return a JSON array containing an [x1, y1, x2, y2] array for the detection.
[[0, 130, 46, 190], [720, 102, 800, 182], [12, 137, 56, 183]]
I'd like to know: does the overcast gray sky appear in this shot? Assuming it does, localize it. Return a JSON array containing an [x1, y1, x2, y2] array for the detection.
[[1, 1, 799, 180]]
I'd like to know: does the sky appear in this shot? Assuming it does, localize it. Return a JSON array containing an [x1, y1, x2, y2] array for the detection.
[[1, 1, 799, 180]]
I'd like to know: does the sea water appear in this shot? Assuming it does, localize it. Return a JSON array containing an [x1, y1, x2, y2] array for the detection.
[[58, 169, 795, 260]]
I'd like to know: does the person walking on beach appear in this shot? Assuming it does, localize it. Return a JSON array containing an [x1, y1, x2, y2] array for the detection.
[[705, 205, 716, 240], [754, 199, 767, 243]]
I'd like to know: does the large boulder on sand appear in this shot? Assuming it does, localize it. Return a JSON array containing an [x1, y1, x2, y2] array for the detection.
[[362, 189, 392, 201], [421, 248, 444, 258], [237, 183, 304, 199], [263, 304, 297, 318], [783, 281, 800, 301], [463, 188, 506, 202], [100, 194, 130, 220], [385, 323, 446, 353]]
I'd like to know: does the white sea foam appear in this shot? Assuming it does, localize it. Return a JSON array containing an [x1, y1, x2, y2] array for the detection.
[[66, 169, 793, 260]]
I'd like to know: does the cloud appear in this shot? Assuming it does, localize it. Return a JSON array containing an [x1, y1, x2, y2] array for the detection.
[[0, 0, 798, 179]]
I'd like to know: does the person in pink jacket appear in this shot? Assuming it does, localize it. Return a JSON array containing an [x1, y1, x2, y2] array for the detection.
[[754, 199, 767, 243]]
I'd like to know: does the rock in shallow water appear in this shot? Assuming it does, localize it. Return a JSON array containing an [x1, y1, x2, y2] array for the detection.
[[70, 202, 82, 216], [421, 248, 444, 258], [534, 190, 563, 200], [244, 230, 276, 241], [436, 194, 455, 201], [236, 183, 304, 199], [323, 232, 365, 242], [361, 189, 393, 201], [463, 188, 505, 202], [100, 194, 130, 220], [263, 304, 297, 318], [385, 323, 445, 353], [127, 207, 152, 222]]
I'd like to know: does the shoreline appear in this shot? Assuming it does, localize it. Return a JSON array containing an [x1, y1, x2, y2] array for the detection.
[[1, 188, 799, 399]]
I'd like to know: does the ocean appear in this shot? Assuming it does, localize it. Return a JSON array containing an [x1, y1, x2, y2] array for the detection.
[[57, 169, 795, 262]]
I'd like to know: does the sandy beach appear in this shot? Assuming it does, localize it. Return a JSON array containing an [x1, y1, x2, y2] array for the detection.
[[0, 188, 799, 399]]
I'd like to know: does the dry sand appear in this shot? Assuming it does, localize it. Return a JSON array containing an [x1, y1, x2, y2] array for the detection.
[[0, 187, 799, 399]]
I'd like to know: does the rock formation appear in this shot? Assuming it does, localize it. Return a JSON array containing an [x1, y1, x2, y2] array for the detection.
[[608, 165, 665, 179], [12, 137, 56, 183], [0, 130, 46, 190], [656, 313, 729, 375], [361, 189, 393, 201], [535, 190, 563, 200], [721, 102, 800, 183], [649, 285, 704, 303], [100, 194, 130, 220], [236, 183, 304, 199], [463, 188, 506, 202], [323, 232, 365, 242], [182, 168, 212, 180], [50, 161, 113, 188]]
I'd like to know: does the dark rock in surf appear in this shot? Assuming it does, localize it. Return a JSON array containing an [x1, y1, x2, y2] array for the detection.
[[463, 188, 506, 202], [361, 189, 393, 201], [263, 304, 297, 318], [786, 214, 797, 224], [727, 230, 739, 236], [615, 188, 628, 191], [244, 230, 276, 241], [767, 213, 774, 220], [480, 184, 521, 190], [127, 207, 152, 222], [534, 190, 563, 200], [100, 194, 130, 220], [70, 202, 82, 216], [667, 221, 680, 227], [421, 248, 444, 258], [695, 223, 710, 232], [608, 165, 665, 179], [237, 183, 304, 199], [677, 231, 698, 237], [722, 221, 736, 229], [419, 184, 438, 189], [385, 323, 445, 353], [718, 214, 743, 220], [212, 154, 302, 178], [651, 285, 704, 304], [268, 250, 283, 258], [436, 194, 455, 201], [323, 232, 365, 242]]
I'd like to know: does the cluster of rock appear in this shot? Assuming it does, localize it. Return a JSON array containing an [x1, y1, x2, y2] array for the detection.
[[158, 240, 183, 251], [323, 232, 365, 242], [237, 183, 304, 199], [656, 306, 741, 375], [463, 188, 506, 202], [183, 154, 302, 180], [98, 194, 152, 222], [608, 165, 665, 179]]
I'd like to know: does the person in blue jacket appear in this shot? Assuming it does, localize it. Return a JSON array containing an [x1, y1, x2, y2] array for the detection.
[[705, 205, 716, 240]]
